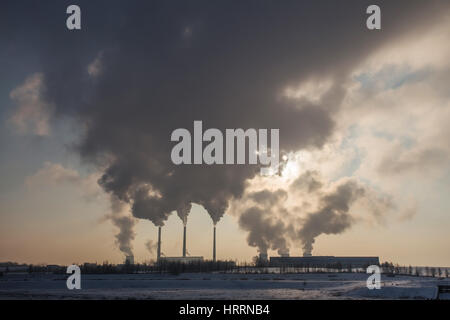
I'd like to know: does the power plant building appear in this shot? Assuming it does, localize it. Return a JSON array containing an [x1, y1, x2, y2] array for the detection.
[[269, 256, 379, 268], [159, 256, 204, 263], [124, 255, 134, 265]]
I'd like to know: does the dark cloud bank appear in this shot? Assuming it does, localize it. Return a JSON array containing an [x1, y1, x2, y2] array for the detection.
[[3, 0, 448, 256]]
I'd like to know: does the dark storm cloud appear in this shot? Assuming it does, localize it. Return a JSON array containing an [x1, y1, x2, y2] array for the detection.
[[2, 0, 448, 230]]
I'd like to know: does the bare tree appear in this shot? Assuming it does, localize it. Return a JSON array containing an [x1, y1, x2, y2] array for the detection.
[[430, 267, 436, 277]]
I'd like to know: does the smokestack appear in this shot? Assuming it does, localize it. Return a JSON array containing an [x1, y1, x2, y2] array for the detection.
[[213, 225, 216, 262], [157, 226, 161, 262], [182, 225, 187, 257], [125, 255, 134, 265], [259, 252, 268, 262]]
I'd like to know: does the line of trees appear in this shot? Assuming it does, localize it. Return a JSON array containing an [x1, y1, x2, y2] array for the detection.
[[49, 260, 238, 275], [3, 260, 449, 277], [380, 262, 449, 278]]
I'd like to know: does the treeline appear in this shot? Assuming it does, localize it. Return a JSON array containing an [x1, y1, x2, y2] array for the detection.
[[79, 260, 237, 274], [268, 262, 449, 278], [380, 262, 449, 278], [2, 260, 449, 278], [26, 260, 238, 275], [154, 260, 236, 275]]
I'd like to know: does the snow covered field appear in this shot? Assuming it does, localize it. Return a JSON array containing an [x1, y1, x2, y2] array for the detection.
[[0, 272, 448, 300]]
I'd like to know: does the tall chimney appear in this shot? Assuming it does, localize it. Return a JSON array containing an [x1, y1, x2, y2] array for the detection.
[[213, 225, 216, 262], [157, 226, 161, 262], [182, 225, 187, 257]]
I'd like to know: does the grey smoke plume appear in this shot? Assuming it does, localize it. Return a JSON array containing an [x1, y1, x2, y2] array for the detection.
[[233, 170, 394, 256], [238, 189, 293, 255], [177, 202, 192, 226], [3, 2, 445, 229], [297, 180, 365, 256], [289, 170, 323, 194], [292, 173, 396, 255], [239, 207, 290, 255], [107, 196, 136, 257], [145, 240, 157, 256]]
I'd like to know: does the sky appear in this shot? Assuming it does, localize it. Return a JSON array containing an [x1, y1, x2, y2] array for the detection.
[[1, 1, 450, 267]]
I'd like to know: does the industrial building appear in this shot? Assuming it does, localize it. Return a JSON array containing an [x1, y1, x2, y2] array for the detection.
[[151, 220, 377, 268], [124, 255, 134, 265], [269, 255, 379, 268], [159, 256, 204, 263]]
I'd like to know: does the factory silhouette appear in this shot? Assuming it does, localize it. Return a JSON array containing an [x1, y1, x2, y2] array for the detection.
[[124, 222, 379, 269]]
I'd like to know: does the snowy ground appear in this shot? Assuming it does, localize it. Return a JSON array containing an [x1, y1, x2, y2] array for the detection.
[[0, 272, 448, 300]]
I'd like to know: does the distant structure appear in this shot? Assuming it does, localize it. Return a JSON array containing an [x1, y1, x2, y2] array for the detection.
[[157, 226, 162, 262], [155, 222, 204, 264], [280, 250, 290, 258], [125, 255, 134, 265], [159, 256, 204, 263], [259, 252, 268, 263], [183, 225, 187, 257], [46, 264, 61, 272], [213, 225, 216, 262], [270, 256, 379, 268]]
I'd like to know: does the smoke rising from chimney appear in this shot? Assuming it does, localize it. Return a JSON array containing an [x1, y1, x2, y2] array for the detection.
[[297, 180, 365, 256], [238, 189, 292, 256], [231, 170, 395, 256], [177, 202, 192, 226], [106, 196, 136, 257], [145, 239, 157, 256], [11, 2, 433, 254]]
